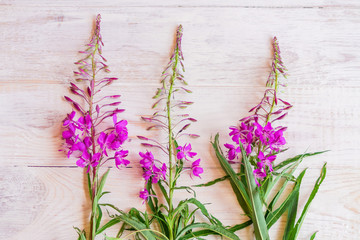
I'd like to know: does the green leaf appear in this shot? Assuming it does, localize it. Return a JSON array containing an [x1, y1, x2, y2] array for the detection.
[[282, 168, 304, 240], [267, 150, 327, 203], [129, 208, 146, 223], [157, 181, 170, 205], [282, 187, 299, 239], [266, 157, 304, 211], [272, 172, 296, 182], [74, 227, 87, 240], [116, 213, 157, 240], [174, 186, 196, 197], [153, 88, 163, 99], [116, 222, 126, 238], [96, 204, 103, 231], [212, 133, 251, 215], [288, 163, 327, 240], [228, 220, 252, 232], [310, 231, 318, 240], [99, 203, 123, 214], [176, 223, 241, 240], [104, 236, 119, 240], [193, 173, 244, 188], [266, 169, 307, 229], [146, 181, 157, 214], [99, 191, 111, 199], [97, 169, 110, 197], [274, 151, 328, 171], [182, 198, 214, 223], [96, 218, 121, 235], [240, 144, 270, 240]]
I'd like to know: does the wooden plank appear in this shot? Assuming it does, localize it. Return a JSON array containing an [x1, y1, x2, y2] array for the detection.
[[0, 8, 360, 88], [0, 84, 356, 168], [1, 0, 360, 8]]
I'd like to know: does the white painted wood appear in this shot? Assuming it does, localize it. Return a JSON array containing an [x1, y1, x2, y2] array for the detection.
[[0, 1, 359, 239], [2, 0, 360, 8]]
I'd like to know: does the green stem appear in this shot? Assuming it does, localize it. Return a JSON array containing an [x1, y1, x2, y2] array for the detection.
[[265, 61, 279, 124], [166, 40, 180, 240], [89, 39, 99, 240], [90, 173, 98, 240]]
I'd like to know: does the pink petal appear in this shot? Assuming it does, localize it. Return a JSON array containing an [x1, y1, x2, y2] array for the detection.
[[76, 159, 87, 168]]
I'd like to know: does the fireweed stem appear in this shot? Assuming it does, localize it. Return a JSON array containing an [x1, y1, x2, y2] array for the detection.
[[166, 37, 180, 240], [89, 38, 99, 240], [265, 60, 279, 124], [63, 15, 129, 240]]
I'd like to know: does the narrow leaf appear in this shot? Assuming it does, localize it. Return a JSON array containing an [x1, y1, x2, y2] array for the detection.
[[274, 151, 328, 171], [177, 223, 240, 240], [212, 133, 251, 215], [310, 231, 318, 240], [288, 163, 327, 239], [228, 220, 252, 232], [193, 173, 243, 188], [241, 144, 270, 240], [266, 169, 307, 229], [117, 214, 157, 240], [96, 218, 121, 235], [97, 169, 110, 198]]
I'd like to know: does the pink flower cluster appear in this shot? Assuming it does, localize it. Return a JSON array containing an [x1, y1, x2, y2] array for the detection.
[[62, 112, 129, 170], [177, 143, 203, 178], [138, 143, 203, 202], [139, 151, 167, 184], [225, 121, 286, 186]]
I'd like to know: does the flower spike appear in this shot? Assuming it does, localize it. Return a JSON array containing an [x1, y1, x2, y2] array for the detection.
[[61, 14, 128, 240]]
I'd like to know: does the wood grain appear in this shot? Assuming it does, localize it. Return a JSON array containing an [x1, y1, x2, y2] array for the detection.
[[1, 1, 359, 239]]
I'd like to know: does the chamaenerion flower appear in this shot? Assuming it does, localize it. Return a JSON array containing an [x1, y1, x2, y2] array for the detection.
[[61, 14, 128, 240]]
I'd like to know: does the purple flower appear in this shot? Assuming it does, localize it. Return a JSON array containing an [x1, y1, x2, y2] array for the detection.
[[161, 163, 167, 176], [258, 151, 276, 172], [92, 153, 101, 167], [113, 115, 128, 143], [269, 128, 286, 151], [68, 141, 86, 158], [139, 151, 166, 184], [224, 143, 240, 161], [97, 132, 107, 150], [254, 122, 273, 146], [191, 159, 203, 178], [77, 114, 92, 131], [62, 130, 73, 139], [76, 157, 87, 168], [177, 143, 197, 160], [105, 133, 118, 150], [229, 127, 241, 144], [75, 152, 100, 169], [139, 189, 149, 203], [84, 137, 92, 148], [139, 151, 155, 169], [240, 132, 253, 155], [143, 170, 152, 182], [114, 150, 130, 168], [253, 161, 267, 187], [151, 165, 162, 183], [63, 111, 76, 127], [229, 122, 255, 155]]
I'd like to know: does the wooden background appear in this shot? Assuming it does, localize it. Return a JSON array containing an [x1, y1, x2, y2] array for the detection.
[[1, 1, 359, 239]]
